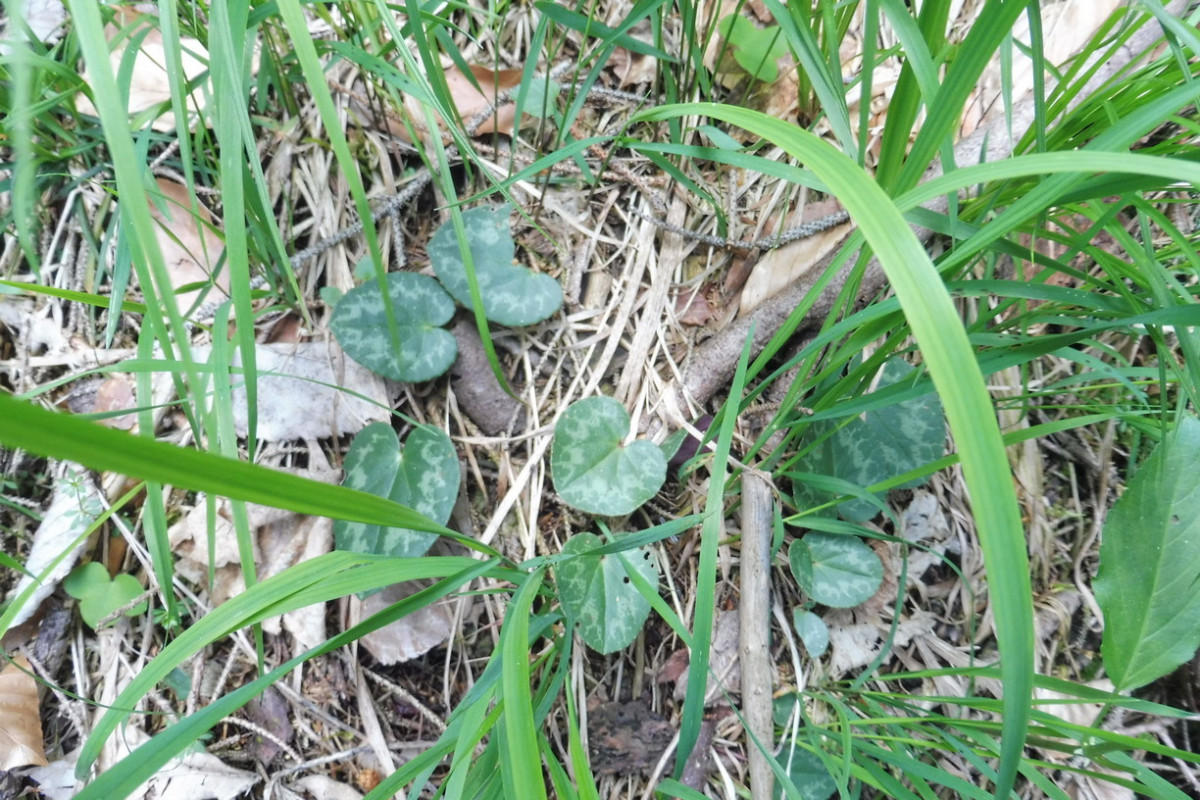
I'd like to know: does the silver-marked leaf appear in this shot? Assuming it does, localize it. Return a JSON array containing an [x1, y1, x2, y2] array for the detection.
[[334, 423, 459, 559], [552, 396, 666, 516], [792, 357, 945, 522], [789, 533, 883, 608], [429, 205, 562, 327], [556, 531, 658, 654], [792, 609, 829, 658], [330, 272, 457, 382]]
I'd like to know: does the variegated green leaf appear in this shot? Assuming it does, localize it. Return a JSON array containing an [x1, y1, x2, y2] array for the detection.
[[556, 532, 658, 654], [334, 423, 459, 559], [429, 205, 562, 327], [330, 272, 457, 382], [789, 533, 883, 608], [552, 396, 666, 516], [793, 357, 945, 522]]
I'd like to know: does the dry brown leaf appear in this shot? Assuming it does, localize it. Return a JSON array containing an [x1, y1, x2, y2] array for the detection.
[[92, 375, 138, 430], [75, 7, 210, 132], [393, 64, 523, 144], [673, 288, 716, 326], [6, 464, 103, 629], [668, 609, 741, 704], [739, 219, 852, 314], [169, 472, 337, 650], [294, 775, 365, 800], [0, 655, 48, 769], [147, 179, 228, 316], [347, 581, 457, 665], [230, 341, 390, 440], [609, 46, 658, 88]]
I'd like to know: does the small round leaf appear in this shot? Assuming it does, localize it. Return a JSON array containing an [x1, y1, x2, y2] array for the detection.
[[556, 532, 659, 654], [330, 272, 457, 382], [552, 396, 667, 516], [789, 533, 883, 608], [792, 609, 829, 658], [429, 205, 562, 327], [334, 422, 460, 559]]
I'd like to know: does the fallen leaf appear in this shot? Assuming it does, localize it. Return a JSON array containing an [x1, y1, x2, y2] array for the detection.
[[609, 46, 658, 87], [739, 218, 852, 314], [294, 774, 364, 800], [393, 63, 524, 144], [100, 725, 259, 800], [674, 287, 716, 326], [347, 581, 458, 665], [169, 473, 337, 650], [6, 463, 104, 629], [76, 7, 211, 132], [230, 341, 390, 441], [147, 179, 228, 316], [92, 376, 138, 430], [0, 655, 48, 769], [669, 609, 741, 704]]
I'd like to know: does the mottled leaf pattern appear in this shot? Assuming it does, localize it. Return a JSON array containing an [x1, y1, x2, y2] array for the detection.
[[793, 357, 945, 521], [334, 423, 459, 559], [556, 532, 658, 654], [429, 205, 562, 327], [789, 533, 883, 608], [552, 396, 666, 515], [330, 272, 457, 382]]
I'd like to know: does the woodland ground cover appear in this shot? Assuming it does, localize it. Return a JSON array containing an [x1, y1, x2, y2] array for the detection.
[[2, 1, 1200, 799]]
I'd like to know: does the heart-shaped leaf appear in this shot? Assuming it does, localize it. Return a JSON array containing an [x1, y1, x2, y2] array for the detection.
[[429, 205, 562, 327], [789, 533, 883, 608], [552, 396, 667, 516], [792, 357, 945, 522], [64, 562, 148, 629], [330, 272, 457, 382], [334, 422, 460, 559], [556, 531, 658, 654]]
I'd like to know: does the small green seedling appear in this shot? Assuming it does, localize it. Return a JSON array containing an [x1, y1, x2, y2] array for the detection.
[[429, 205, 562, 328], [551, 396, 667, 516], [64, 562, 148, 629], [718, 15, 789, 83], [555, 531, 659, 654], [792, 357, 946, 522], [789, 532, 883, 608], [334, 422, 460, 559], [330, 272, 457, 382]]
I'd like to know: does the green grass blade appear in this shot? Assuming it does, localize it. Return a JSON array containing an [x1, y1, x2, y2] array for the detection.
[[675, 328, 752, 775], [500, 568, 548, 800], [0, 392, 456, 536]]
